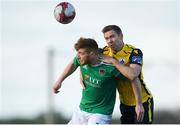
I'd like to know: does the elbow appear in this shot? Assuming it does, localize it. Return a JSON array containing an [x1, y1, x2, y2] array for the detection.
[[129, 76, 136, 81], [128, 74, 138, 81]]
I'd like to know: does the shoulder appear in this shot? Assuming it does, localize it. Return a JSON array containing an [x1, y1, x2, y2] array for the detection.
[[131, 48, 143, 56], [124, 44, 143, 65], [101, 46, 111, 55], [129, 48, 143, 65], [100, 62, 117, 71], [100, 62, 126, 79], [125, 43, 143, 55], [73, 55, 80, 66], [101, 62, 115, 67]]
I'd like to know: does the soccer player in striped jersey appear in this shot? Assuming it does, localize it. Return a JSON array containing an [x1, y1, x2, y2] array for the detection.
[[53, 37, 127, 124], [101, 25, 154, 124]]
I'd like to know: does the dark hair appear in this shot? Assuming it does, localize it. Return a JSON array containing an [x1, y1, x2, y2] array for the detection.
[[102, 25, 123, 35], [74, 37, 98, 52]]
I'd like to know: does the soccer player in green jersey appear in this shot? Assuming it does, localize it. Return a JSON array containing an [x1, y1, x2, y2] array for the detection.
[[53, 37, 126, 124]]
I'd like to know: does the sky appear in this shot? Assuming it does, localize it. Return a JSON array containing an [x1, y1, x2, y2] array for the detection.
[[0, 0, 180, 120]]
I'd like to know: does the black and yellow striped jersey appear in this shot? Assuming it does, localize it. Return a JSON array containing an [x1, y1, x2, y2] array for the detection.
[[102, 43, 152, 106]]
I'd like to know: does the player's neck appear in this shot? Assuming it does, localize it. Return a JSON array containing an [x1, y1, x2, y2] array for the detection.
[[89, 56, 101, 65], [113, 42, 124, 54]]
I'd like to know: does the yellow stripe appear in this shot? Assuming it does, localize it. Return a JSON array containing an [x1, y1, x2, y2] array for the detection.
[[148, 98, 152, 122]]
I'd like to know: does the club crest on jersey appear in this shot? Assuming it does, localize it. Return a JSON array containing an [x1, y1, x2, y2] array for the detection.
[[118, 58, 126, 64], [99, 69, 106, 76]]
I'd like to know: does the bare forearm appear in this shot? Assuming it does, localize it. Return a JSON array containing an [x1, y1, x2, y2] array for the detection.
[[112, 60, 140, 80], [53, 60, 77, 94], [102, 56, 141, 80], [132, 78, 145, 122], [56, 60, 77, 85], [131, 78, 142, 104]]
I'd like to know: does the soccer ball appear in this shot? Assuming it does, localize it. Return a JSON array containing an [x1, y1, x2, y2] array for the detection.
[[54, 2, 76, 24]]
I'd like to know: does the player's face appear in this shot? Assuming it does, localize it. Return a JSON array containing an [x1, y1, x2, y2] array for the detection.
[[77, 48, 90, 65], [104, 30, 123, 53]]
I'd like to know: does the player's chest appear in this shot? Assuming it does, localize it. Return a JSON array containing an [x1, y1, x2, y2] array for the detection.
[[80, 66, 114, 88]]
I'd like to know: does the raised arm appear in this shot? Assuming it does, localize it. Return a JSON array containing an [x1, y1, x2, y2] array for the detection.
[[53, 60, 78, 94], [102, 56, 141, 81]]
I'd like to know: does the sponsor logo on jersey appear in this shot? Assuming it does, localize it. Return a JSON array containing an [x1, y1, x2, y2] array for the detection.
[[132, 56, 142, 64], [84, 74, 102, 88], [99, 68, 106, 76]]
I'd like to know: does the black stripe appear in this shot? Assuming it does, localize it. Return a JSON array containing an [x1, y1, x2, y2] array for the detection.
[[139, 74, 151, 96]]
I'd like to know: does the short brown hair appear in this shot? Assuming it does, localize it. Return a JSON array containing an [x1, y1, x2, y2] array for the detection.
[[74, 37, 98, 52], [102, 25, 123, 35]]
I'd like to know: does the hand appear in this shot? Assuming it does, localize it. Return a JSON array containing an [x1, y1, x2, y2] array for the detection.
[[53, 82, 61, 94], [101, 56, 116, 64], [135, 103, 144, 122]]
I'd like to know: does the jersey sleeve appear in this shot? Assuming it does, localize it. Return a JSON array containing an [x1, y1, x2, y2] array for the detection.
[[129, 48, 143, 66], [73, 55, 80, 67]]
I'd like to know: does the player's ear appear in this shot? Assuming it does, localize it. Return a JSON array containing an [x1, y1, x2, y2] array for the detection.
[[89, 51, 93, 55], [89, 51, 96, 56]]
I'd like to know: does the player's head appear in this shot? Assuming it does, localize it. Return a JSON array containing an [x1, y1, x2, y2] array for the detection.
[[102, 25, 124, 53], [74, 37, 98, 65]]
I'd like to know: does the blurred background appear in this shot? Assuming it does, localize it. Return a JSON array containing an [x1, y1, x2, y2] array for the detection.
[[0, 0, 180, 123]]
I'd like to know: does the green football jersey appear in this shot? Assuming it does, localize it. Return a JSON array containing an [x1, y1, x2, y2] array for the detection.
[[73, 56, 126, 115]]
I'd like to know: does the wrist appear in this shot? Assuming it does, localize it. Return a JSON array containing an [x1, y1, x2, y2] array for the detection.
[[56, 80, 62, 87], [136, 101, 143, 106]]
